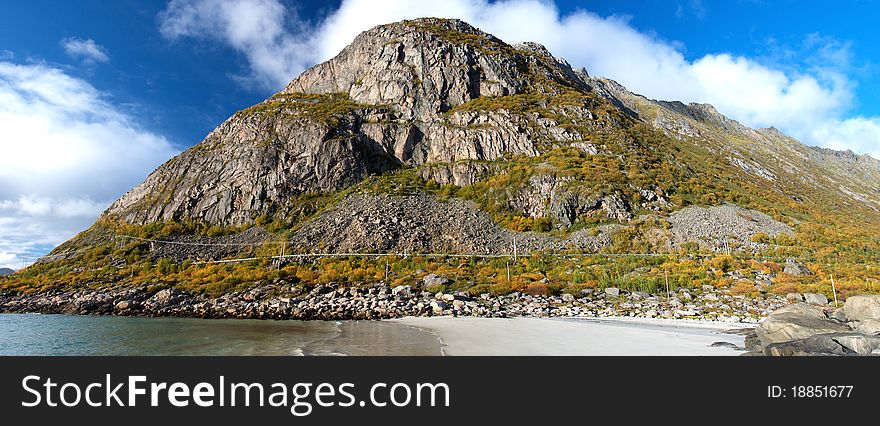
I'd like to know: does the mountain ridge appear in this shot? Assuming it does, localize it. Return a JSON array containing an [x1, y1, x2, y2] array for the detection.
[[8, 18, 879, 301], [76, 18, 880, 250]]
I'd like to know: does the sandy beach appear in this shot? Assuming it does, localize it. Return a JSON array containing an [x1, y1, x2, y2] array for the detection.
[[393, 316, 751, 356]]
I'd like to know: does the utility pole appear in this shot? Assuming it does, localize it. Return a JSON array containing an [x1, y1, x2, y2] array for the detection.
[[278, 241, 285, 270], [513, 236, 518, 262], [665, 268, 670, 300], [830, 273, 839, 307]]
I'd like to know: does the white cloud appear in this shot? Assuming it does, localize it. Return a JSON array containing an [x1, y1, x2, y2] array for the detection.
[[1, 195, 107, 218], [0, 251, 19, 270], [158, 0, 879, 158], [0, 61, 178, 267], [811, 117, 880, 159], [159, 0, 314, 89], [61, 37, 110, 64]]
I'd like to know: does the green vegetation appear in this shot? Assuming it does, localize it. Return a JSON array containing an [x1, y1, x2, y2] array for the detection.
[[6, 240, 879, 300], [239, 92, 385, 126], [403, 19, 515, 56]]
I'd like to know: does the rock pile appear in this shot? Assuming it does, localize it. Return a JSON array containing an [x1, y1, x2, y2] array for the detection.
[[745, 295, 880, 356], [289, 193, 618, 255], [0, 279, 786, 322], [667, 204, 793, 252]]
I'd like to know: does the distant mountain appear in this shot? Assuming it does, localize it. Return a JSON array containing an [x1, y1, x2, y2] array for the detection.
[[0, 268, 14, 277]]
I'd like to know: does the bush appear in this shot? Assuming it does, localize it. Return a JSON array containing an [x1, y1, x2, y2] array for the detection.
[[525, 282, 551, 296], [751, 232, 770, 244], [532, 217, 553, 232]]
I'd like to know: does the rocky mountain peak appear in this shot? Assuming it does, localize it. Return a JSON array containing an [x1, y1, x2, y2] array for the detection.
[[283, 18, 590, 122], [106, 18, 618, 226]]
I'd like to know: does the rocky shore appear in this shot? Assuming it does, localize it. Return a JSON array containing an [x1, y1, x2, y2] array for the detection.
[[8, 277, 880, 356], [1, 275, 786, 323], [744, 294, 880, 356]]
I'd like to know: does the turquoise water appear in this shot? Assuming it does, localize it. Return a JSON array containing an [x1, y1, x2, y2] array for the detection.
[[0, 314, 443, 356]]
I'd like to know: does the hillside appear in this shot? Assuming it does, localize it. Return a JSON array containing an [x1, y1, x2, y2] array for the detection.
[[5, 18, 879, 302], [0, 268, 14, 277]]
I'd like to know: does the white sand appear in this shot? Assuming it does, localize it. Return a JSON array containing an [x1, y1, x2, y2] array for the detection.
[[392, 316, 751, 356]]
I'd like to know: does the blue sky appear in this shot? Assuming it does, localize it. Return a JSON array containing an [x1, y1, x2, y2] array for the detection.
[[1, 0, 879, 268]]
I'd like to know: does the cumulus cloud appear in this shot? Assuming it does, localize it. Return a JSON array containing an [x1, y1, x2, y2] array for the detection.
[[61, 37, 110, 64], [158, 0, 879, 158], [0, 61, 178, 268], [811, 117, 880, 158], [159, 0, 314, 88]]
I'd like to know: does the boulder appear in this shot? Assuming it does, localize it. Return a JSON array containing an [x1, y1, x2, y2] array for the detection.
[[831, 334, 880, 355], [843, 295, 880, 322], [604, 287, 620, 297], [423, 274, 450, 292], [145, 288, 185, 310], [755, 303, 850, 345], [429, 300, 448, 314], [785, 293, 804, 302], [853, 319, 880, 335], [802, 293, 828, 306], [764, 334, 852, 356], [783, 258, 811, 276], [629, 291, 649, 300], [391, 285, 411, 298], [829, 308, 848, 322]]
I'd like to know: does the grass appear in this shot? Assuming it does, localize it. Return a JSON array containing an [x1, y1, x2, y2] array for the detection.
[[239, 92, 386, 126]]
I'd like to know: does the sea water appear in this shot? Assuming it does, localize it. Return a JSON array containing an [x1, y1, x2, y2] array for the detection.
[[0, 314, 443, 356]]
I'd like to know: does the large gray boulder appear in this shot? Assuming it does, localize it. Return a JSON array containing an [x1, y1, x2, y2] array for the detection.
[[755, 303, 850, 344], [764, 335, 851, 356], [854, 319, 880, 335], [764, 333, 880, 356], [843, 295, 880, 322], [831, 334, 880, 355], [802, 293, 828, 306]]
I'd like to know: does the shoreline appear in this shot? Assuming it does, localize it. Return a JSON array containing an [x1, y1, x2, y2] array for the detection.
[[0, 312, 750, 356], [0, 281, 787, 324]]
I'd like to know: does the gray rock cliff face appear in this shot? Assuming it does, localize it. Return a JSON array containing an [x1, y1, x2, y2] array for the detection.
[[107, 18, 606, 226]]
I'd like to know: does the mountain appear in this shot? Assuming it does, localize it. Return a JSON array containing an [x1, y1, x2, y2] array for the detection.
[[0, 268, 14, 277], [9, 18, 880, 297]]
